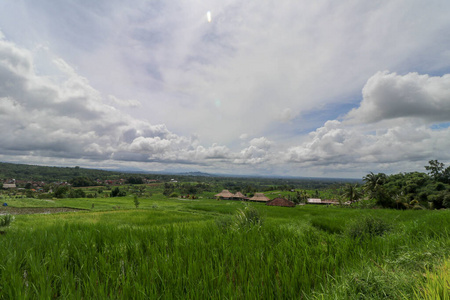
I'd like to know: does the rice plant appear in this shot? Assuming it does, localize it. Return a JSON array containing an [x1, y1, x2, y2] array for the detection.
[[414, 259, 450, 300], [232, 205, 263, 230], [346, 215, 393, 239], [0, 201, 448, 299], [0, 214, 13, 227]]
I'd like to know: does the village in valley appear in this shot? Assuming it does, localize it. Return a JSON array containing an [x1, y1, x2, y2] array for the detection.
[[214, 189, 341, 206], [0, 161, 351, 208]]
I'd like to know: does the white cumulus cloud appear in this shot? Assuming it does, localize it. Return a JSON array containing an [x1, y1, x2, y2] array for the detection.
[[346, 71, 450, 124]]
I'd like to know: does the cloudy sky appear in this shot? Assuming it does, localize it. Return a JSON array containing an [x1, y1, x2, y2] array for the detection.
[[0, 1, 450, 178]]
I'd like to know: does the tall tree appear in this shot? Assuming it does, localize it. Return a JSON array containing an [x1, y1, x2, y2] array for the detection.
[[425, 160, 445, 181], [363, 172, 386, 196], [363, 172, 394, 208], [343, 184, 362, 204]]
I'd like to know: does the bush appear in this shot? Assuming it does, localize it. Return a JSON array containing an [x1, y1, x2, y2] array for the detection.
[[133, 195, 140, 208], [347, 215, 392, 239], [69, 188, 86, 198], [443, 195, 450, 208], [37, 194, 51, 199], [110, 187, 126, 197], [127, 176, 144, 184]]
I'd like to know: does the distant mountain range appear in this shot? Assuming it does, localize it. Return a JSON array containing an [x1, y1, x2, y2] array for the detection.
[[0, 161, 361, 182]]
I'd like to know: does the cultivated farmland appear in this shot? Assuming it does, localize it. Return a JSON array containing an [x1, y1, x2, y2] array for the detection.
[[0, 192, 448, 299]]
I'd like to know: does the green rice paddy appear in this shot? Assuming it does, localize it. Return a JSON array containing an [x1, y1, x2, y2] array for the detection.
[[0, 196, 449, 299]]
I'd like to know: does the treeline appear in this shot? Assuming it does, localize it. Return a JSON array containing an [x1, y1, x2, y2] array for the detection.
[[217, 177, 358, 193], [0, 162, 124, 182], [361, 160, 450, 209]]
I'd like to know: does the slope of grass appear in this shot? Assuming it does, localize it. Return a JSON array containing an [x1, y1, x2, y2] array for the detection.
[[0, 199, 448, 299]]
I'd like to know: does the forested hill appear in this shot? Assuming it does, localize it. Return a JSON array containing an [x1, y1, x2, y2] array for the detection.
[[0, 162, 124, 182], [0, 161, 359, 190]]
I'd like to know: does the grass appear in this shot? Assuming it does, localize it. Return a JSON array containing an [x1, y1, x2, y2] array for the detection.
[[415, 259, 450, 299], [0, 195, 449, 299], [0, 214, 13, 227]]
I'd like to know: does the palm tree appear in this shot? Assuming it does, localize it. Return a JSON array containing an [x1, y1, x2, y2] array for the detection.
[[363, 172, 394, 208], [343, 184, 362, 204], [363, 172, 386, 196]]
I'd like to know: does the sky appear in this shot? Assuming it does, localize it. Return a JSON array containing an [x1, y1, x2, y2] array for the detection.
[[0, 1, 450, 178]]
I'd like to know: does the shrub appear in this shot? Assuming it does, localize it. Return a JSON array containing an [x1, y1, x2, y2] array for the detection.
[[110, 187, 126, 197], [435, 182, 445, 191], [133, 195, 140, 208], [346, 215, 392, 239], [69, 188, 86, 198], [443, 195, 450, 208], [127, 176, 144, 184], [37, 193, 51, 199]]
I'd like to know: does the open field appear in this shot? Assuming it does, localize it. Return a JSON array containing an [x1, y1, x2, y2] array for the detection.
[[0, 195, 449, 299]]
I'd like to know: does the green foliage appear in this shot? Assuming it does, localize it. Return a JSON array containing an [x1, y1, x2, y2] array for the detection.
[[363, 172, 395, 208], [342, 183, 363, 204], [428, 190, 450, 209], [310, 217, 344, 234], [288, 190, 308, 204], [163, 183, 175, 197], [0, 214, 14, 227], [0, 200, 448, 299], [25, 190, 35, 198], [133, 195, 140, 208], [69, 176, 96, 187], [0, 161, 124, 182], [127, 176, 144, 184], [362, 169, 450, 209], [350, 198, 377, 209], [68, 188, 86, 198], [110, 187, 126, 197], [215, 216, 233, 231], [346, 215, 393, 239], [415, 259, 450, 300], [443, 194, 450, 209], [54, 186, 69, 198], [232, 205, 263, 230], [341, 267, 415, 299], [425, 159, 450, 184]]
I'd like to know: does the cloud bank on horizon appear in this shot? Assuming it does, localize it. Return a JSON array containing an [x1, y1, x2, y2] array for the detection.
[[0, 1, 449, 178]]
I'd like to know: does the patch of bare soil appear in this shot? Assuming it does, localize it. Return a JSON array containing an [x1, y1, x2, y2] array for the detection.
[[0, 207, 85, 215]]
